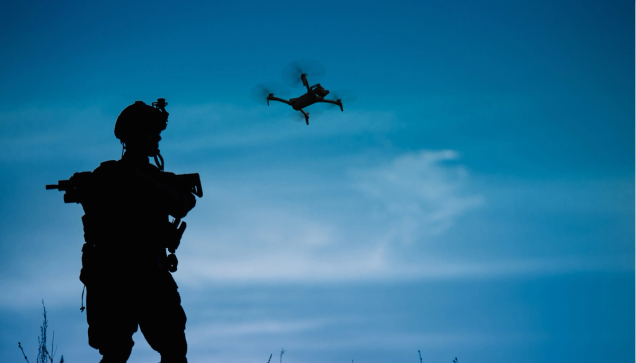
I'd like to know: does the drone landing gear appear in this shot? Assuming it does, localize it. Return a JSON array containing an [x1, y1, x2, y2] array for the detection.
[[300, 109, 309, 125]]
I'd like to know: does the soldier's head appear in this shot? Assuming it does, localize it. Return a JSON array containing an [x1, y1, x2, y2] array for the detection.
[[114, 100, 168, 157]]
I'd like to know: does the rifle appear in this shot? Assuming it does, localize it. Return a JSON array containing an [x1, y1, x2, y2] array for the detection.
[[46, 170, 203, 203]]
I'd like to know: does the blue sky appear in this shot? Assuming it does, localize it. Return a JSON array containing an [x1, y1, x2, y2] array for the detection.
[[0, 1, 633, 362]]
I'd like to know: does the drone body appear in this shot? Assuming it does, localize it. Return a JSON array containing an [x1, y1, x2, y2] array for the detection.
[[267, 74, 343, 124], [252, 60, 355, 125]]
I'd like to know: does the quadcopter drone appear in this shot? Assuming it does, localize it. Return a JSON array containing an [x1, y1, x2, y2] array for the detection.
[[252, 60, 355, 125]]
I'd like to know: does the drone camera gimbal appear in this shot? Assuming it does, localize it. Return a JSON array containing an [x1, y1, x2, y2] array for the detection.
[[152, 98, 168, 109]]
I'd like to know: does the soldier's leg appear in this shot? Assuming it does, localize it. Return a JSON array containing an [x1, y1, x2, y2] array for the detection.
[[86, 282, 138, 363], [139, 270, 188, 363]]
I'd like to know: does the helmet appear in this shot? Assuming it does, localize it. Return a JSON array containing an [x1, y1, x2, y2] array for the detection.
[[114, 100, 168, 143]]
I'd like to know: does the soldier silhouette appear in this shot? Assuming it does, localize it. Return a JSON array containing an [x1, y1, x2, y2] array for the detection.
[[49, 99, 202, 363]]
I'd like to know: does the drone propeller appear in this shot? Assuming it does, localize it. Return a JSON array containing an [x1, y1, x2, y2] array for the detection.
[[250, 82, 290, 105], [281, 59, 326, 88], [323, 89, 357, 109]]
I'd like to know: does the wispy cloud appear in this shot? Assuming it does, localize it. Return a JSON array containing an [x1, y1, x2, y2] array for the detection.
[[178, 149, 491, 284], [0, 106, 116, 162], [350, 149, 484, 242], [174, 148, 631, 285], [187, 318, 330, 341], [179, 248, 627, 285]]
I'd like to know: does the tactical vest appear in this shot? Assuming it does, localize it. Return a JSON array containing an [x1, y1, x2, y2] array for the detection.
[[79, 160, 183, 285]]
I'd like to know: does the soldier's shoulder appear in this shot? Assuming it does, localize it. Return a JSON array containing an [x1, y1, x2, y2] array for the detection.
[[99, 159, 120, 168], [91, 160, 127, 179], [93, 160, 120, 172]]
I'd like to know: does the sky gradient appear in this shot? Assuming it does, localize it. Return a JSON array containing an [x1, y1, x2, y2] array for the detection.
[[0, 1, 633, 362]]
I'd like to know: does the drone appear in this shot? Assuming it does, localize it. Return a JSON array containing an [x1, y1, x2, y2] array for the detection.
[[252, 60, 355, 125]]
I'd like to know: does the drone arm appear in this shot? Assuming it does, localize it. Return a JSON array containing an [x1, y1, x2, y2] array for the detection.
[[317, 99, 343, 111], [267, 95, 292, 106]]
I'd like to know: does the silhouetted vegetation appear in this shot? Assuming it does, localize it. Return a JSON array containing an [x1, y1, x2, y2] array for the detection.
[[18, 301, 64, 363]]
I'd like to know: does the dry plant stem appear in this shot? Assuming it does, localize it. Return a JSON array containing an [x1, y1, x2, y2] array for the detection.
[[38, 300, 50, 363], [49, 331, 57, 363], [18, 342, 31, 363]]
